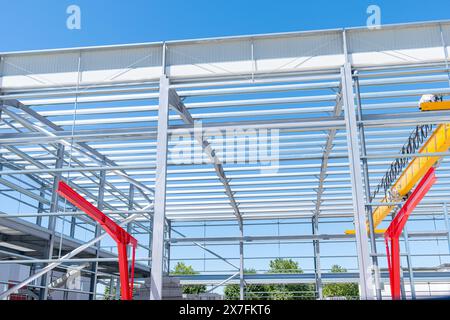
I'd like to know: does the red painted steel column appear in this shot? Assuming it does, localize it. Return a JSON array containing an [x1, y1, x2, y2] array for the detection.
[[117, 242, 131, 300], [384, 167, 437, 300], [57, 181, 138, 300], [389, 237, 401, 300]]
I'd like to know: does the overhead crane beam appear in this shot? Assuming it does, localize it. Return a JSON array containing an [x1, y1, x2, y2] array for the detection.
[[346, 100, 450, 234], [420, 101, 450, 111]]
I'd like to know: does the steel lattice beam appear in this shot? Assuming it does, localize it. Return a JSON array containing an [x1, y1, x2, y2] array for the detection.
[[169, 88, 243, 226]]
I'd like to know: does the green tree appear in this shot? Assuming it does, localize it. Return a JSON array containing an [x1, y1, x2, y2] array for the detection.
[[172, 262, 206, 295], [266, 258, 315, 300], [103, 284, 116, 300], [224, 269, 269, 300], [322, 265, 359, 300]]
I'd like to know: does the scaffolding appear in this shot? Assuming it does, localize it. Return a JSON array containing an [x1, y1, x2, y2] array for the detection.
[[1, 20, 450, 300]]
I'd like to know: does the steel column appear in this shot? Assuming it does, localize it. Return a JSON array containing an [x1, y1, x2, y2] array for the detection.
[[439, 23, 450, 87], [443, 203, 450, 253], [36, 185, 46, 226], [127, 184, 135, 254], [150, 75, 170, 300], [341, 63, 374, 300], [40, 144, 65, 300], [312, 216, 323, 299], [403, 226, 417, 299], [69, 213, 76, 238], [239, 225, 245, 300], [385, 237, 401, 300], [88, 158, 106, 300], [355, 73, 383, 300], [165, 220, 171, 273]]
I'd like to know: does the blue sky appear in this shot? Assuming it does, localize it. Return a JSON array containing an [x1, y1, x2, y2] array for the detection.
[[1, 0, 450, 52]]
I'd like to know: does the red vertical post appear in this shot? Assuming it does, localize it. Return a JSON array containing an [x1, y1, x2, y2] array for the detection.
[[388, 237, 401, 300], [384, 167, 436, 300], [117, 242, 131, 300]]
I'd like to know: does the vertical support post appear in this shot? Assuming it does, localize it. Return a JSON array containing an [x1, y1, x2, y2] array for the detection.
[[0, 108, 2, 181], [239, 224, 245, 300], [117, 242, 131, 300], [387, 237, 401, 300], [29, 263, 38, 298], [400, 268, 407, 300], [403, 226, 416, 299], [108, 276, 114, 300], [312, 217, 323, 300], [341, 63, 374, 300], [69, 213, 76, 239], [439, 23, 450, 87], [115, 278, 121, 300], [162, 42, 167, 76], [443, 203, 450, 253], [89, 159, 106, 300], [127, 184, 135, 296], [36, 185, 46, 226], [40, 144, 65, 300], [127, 184, 135, 253], [150, 75, 170, 300], [166, 220, 172, 273], [148, 219, 152, 269], [354, 74, 382, 300]]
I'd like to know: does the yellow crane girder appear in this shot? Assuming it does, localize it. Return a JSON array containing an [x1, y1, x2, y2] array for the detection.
[[345, 101, 450, 235]]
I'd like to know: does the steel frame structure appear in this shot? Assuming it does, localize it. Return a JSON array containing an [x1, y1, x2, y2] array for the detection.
[[1, 20, 450, 300]]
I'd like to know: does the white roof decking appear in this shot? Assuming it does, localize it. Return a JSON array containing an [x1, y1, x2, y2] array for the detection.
[[0, 20, 449, 90]]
